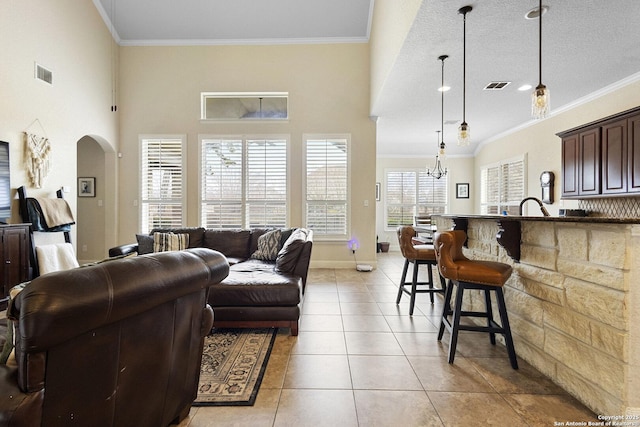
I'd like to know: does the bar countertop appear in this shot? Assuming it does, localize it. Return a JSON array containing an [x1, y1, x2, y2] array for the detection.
[[434, 214, 640, 224]]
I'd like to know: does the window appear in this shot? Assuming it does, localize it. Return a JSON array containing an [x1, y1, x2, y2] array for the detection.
[[140, 136, 186, 233], [201, 92, 288, 120], [481, 155, 526, 215], [304, 135, 349, 239], [200, 136, 288, 229], [385, 170, 448, 228]]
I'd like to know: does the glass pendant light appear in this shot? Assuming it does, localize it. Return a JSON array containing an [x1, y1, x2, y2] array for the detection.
[[532, 0, 550, 119], [458, 6, 472, 146]]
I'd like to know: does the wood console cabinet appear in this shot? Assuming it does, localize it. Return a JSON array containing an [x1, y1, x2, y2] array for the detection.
[[559, 106, 640, 198], [1, 224, 31, 301]]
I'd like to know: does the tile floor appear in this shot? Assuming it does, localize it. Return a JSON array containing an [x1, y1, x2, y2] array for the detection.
[[178, 251, 598, 427]]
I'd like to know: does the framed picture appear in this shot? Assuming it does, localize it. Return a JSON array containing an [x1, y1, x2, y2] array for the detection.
[[375, 182, 381, 201], [78, 177, 96, 197], [456, 183, 469, 199]]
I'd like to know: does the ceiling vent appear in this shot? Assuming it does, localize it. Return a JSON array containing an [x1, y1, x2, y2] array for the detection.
[[483, 81, 511, 90], [35, 63, 53, 85]]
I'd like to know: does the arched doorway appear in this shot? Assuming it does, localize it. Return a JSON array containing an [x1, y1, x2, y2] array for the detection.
[[76, 135, 117, 262]]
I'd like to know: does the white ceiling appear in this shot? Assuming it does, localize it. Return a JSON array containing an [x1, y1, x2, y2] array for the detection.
[[94, 0, 640, 158]]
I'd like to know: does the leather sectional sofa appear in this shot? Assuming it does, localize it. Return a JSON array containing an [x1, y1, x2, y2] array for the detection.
[[0, 248, 229, 427], [109, 227, 313, 336]]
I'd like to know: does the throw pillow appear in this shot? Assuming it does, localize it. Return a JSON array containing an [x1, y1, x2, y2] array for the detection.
[[275, 228, 308, 274], [136, 234, 154, 255], [251, 229, 282, 261], [153, 232, 189, 253]]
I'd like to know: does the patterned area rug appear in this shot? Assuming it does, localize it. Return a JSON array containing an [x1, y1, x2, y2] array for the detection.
[[193, 328, 277, 406]]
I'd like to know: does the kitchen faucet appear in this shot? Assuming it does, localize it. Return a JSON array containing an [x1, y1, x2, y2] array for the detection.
[[519, 197, 550, 216]]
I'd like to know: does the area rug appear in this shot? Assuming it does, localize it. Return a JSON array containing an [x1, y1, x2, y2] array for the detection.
[[193, 328, 277, 406]]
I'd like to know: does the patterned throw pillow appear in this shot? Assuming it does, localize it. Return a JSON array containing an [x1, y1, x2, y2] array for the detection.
[[251, 229, 282, 261], [153, 232, 189, 253]]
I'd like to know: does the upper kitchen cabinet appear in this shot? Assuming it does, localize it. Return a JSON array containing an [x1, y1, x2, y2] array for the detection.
[[558, 106, 640, 199]]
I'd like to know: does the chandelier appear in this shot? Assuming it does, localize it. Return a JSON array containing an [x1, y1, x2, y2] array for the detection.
[[426, 55, 449, 179]]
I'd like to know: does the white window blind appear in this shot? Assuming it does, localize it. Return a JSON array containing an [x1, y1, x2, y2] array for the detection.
[[140, 137, 185, 233], [200, 137, 288, 229], [305, 137, 349, 238], [481, 156, 526, 215], [246, 139, 287, 227], [385, 170, 447, 228]]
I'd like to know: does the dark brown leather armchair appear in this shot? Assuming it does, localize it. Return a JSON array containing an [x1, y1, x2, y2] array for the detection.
[[0, 248, 229, 427]]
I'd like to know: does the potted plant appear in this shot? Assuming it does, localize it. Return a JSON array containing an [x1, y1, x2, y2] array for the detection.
[[377, 234, 391, 253]]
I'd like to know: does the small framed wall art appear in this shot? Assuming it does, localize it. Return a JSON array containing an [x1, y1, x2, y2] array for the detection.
[[78, 177, 96, 197], [456, 183, 469, 199]]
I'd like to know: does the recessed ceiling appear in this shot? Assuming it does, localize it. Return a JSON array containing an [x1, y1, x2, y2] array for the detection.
[[94, 0, 373, 45], [93, 0, 640, 158]]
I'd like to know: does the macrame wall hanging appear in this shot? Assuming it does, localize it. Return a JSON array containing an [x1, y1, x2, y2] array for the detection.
[[24, 119, 51, 188]]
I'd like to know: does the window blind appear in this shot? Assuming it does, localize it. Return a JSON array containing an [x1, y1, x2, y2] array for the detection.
[[385, 170, 448, 228], [305, 137, 348, 237], [481, 156, 526, 215], [140, 138, 185, 233]]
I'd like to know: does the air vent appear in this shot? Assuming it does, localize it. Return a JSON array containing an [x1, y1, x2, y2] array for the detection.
[[483, 81, 511, 90], [35, 63, 53, 85]]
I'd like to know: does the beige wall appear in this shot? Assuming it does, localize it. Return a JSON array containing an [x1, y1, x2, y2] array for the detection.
[[473, 78, 640, 216], [118, 43, 376, 267], [0, 0, 118, 254]]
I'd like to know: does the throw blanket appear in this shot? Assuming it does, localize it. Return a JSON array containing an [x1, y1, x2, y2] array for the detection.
[[34, 198, 75, 228], [36, 243, 79, 275], [25, 198, 74, 232]]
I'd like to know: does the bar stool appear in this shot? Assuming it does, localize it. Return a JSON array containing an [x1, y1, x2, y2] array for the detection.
[[433, 230, 518, 369], [396, 226, 446, 315]]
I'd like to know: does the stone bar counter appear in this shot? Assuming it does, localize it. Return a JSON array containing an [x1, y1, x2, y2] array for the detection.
[[431, 214, 640, 416]]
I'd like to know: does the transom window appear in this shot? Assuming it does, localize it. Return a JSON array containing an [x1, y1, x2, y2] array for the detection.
[[200, 136, 288, 229]]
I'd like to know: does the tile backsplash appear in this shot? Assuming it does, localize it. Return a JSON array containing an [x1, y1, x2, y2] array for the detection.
[[578, 197, 640, 218]]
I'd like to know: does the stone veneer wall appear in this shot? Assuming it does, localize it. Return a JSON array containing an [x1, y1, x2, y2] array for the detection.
[[433, 217, 640, 416]]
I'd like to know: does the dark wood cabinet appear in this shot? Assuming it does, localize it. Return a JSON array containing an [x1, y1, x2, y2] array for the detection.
[[1, 224, 31, 301], [558, 106, 640, 199], [628, 113, 640, 193], [561, 134, 579, 197], [602, 119, 627, 194]]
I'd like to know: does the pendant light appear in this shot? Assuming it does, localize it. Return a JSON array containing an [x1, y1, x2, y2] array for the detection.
[[458, 6, 472, 146], [427, 56, 449, 179], [531, 0, 550, 119]]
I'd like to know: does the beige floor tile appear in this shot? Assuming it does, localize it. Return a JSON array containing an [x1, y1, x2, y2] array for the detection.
[[260, 352, 290, 389], [274, 389, 358, 427], [468, 356, 567, 394], [336, 282, 370, 292], [290, 331, 347, 354], [503, 393, 599, 425], [377, 302, 423, 316], [349, 355, 423, 390], [428, 391, 526, 426], [299, 314, 343, 332], [340, 302, 383, 315], [354, 390, 444, 427], [344, 331, 404, 355], [302, 292, 339, 303], [385, 315, 439, 333], [342, 315, 392, 332], [337, 291, 375, 303], [283, 354, 352, 389], [301, 301, 341, 315], [395, 332, 449, 356], [409, 355, 495, 392], [185, 388, 280, 427]]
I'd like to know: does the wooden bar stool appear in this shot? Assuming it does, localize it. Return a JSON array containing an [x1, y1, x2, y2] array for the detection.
[[396, 226, 446, 315], [433, 230, 518, 369]]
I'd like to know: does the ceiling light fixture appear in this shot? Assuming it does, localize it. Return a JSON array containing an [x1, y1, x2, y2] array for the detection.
[[427, 55, 449, 180], [458, 5, 472, 146], [532, 0, 550, 119]]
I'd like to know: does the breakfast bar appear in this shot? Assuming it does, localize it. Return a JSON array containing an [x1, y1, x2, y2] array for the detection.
[[431, 214, 640, 416]]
